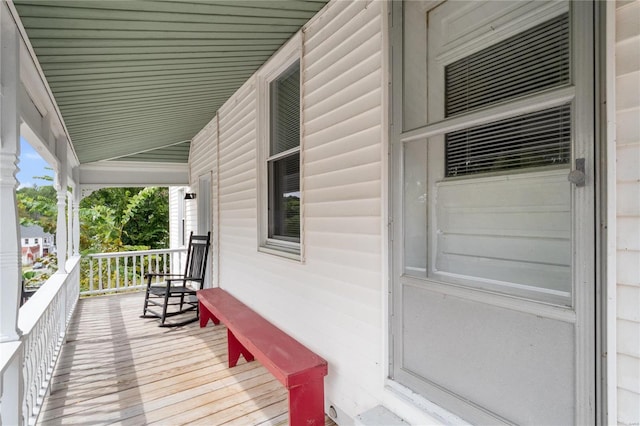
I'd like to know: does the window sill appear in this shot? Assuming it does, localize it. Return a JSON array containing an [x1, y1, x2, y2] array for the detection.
[[258, 244, 301, 262]]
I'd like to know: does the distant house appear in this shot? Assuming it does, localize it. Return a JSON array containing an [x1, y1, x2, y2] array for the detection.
[[20, 225, 54, 265]]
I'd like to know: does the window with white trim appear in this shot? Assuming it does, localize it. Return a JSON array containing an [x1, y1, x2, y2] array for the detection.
[[268, 61, 300, 245], [258, 50, 301, 258]]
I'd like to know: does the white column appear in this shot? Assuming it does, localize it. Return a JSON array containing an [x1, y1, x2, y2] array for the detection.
[[1, 6, 25, 424], [55, 138, 67, 273], [73, 192, 80, 256], [0, 1, 22, 343], [55, 185, 67, 273], [67, 191, 72, 258], [72, 169, 80, 256]]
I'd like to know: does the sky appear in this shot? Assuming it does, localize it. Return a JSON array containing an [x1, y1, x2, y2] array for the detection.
[[17, 137, 54, 188]]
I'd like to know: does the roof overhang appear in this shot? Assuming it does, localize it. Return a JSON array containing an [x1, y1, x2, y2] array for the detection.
[[79, 161, 188, 189], [10, 0, 328, 181]]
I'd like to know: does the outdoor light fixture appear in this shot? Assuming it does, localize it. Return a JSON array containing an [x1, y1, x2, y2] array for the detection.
[[184, 193, 196, 200]]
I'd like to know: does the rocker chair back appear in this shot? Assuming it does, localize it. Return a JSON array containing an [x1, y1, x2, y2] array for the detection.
[[141, 231, 211, 326], [183, 232, 210, 285]]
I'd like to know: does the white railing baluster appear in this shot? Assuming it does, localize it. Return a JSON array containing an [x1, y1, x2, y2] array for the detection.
[[107, 258, 112, 292], [98, 258, 103, 291], [115, 257, 120, 290], [89, 259, 94, 292], [133, 255, 137, 287], [81, 248, 186, 296], [124, 256, 129, 289], [154, 255, 159, 282], [13, 256, 81, 426]]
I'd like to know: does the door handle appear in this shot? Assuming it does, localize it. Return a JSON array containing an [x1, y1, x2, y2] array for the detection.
[[568, 158, 586, 187]]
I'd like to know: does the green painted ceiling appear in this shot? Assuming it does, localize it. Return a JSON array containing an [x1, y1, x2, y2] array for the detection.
[[13, 0, 328, 164]]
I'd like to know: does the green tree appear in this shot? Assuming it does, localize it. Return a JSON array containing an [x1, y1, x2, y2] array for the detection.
[[17, 184, 169, 254], [17, 184, 57, 234], [80, 187, 169, 253]]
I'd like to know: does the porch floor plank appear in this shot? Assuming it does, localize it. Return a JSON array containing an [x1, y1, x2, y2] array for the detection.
[[38, 292, 336, 426]]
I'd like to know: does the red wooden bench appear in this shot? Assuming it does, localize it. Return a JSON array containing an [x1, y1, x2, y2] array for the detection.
[[197, 288, 328, 425]]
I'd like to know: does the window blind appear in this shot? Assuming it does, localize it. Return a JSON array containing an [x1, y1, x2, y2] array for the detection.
[[445, 104, 571, 177], [445, 13, 570, 117], [270, 61, 300, 155]]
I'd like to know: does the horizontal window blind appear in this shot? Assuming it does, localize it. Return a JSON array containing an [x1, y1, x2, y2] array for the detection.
[[270, 61, 300, 155], [445, 104, 571, 177], [445, 13, 570, 117]]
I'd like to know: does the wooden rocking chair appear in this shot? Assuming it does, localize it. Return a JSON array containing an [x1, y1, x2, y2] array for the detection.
[[141, 232, 210, 327]]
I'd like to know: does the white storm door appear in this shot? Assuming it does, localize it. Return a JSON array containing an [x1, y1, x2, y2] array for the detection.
[[391, 1, 596, 424]]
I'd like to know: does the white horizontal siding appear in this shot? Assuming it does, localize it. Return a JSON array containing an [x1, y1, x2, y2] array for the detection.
[[616, 1, 640, 424], [180, 0, 387, 422], [168, 187, 181, 249], [189, 116, 218, 285], [217, 79, 258, 260]]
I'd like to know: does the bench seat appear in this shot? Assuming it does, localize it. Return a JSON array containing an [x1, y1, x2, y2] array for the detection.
[[197, 287, 328, 425]]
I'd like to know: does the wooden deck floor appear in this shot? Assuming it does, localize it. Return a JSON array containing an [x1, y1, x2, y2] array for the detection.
[[39, 292, 335, 426]]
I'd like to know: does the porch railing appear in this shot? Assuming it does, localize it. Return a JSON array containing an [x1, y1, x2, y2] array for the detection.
[[81, 248, 186, 296], [0, 256, 81, 426]]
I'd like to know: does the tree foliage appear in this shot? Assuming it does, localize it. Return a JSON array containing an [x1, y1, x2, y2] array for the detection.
[[17, 185, 58, 234], [80, 187, 169, 253], [17, 185, 170, 254]]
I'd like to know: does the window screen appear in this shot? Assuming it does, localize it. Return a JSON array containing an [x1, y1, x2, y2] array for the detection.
[[446, 104, 571, 177], [445, 13, 570, 117]]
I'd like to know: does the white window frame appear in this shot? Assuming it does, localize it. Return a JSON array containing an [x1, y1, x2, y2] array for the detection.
[[257, 33, 303, 261]]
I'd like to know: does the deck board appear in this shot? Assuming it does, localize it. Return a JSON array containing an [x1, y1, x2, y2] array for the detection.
[[38, 292, 336, 426]]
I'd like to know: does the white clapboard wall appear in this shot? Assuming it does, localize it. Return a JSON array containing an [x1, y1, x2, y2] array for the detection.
[[188, 0, 386, 420], [615, 1, 640, 424]]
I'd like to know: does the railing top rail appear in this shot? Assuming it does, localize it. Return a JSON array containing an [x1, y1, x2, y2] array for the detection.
[[18, 256, 82, 334], [0, 341, 21, 376], [86, 248, 186, 259]]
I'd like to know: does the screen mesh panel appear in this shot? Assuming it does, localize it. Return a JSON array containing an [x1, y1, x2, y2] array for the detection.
[[445, 13, 570, 117], [445, 104, 571, 177]]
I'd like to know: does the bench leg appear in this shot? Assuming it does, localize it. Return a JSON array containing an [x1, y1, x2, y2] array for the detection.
[[199, 301, 220, 328], [227, 329, 254, 367], [288, 378, 325, 426]]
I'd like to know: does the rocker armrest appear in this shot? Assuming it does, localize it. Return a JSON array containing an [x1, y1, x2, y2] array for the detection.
[[144, 273, 184, 279]]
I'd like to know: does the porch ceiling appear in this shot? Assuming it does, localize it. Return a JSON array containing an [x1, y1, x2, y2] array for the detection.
[[12, 0, 327, 164]]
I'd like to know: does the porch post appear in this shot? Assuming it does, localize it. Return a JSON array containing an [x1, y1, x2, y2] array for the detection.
[[72, 193, 80, 256], [72, 169, 80, 256], [55, 184, 67, 273], [0, 6, 25, 425], [0, 0, 23, 343], [55, 138, 67, 273], [67, 190, 72, 258]]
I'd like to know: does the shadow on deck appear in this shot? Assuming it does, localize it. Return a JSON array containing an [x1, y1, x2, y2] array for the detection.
[[39, 292, 335, 425]]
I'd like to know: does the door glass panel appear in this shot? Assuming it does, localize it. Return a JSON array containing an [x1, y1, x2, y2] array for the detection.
[[403, 1, 428, 131], [445, 13, 570, 116], [403, 141, 427, 276], [432, 169, 572, 305]]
